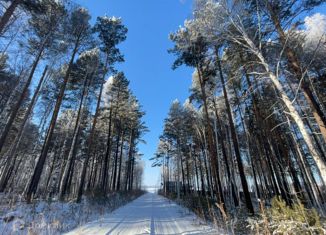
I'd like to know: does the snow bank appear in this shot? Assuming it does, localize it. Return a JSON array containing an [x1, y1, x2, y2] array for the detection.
[[0, 191, 144, 235]]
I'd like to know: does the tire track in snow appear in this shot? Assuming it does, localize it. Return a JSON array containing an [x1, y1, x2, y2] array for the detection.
[[150, 192, 155, 235], [65, 192, 224, 235]]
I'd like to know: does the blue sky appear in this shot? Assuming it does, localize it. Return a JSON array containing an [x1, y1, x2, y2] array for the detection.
[[75, 0, 194, 186]]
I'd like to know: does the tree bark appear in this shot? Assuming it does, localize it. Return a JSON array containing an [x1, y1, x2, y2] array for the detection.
[[116, 131, 125, 191], [124, 129, 134, 191], [216, 57, 254, 214], [267, 2, 326, 141], [76, 54, 110, 201], [0, 66, 48, 192], [212, 98, 239, 207], [59, 71, 90, 200], [0, 0, 22, 35], [239, 27, 326, 187], [112, 126, 122, 191], [196, 64, 226, 211], [25, 42, 79, 203], [0, 43, 46, 153], [101, 106, 113, 192]]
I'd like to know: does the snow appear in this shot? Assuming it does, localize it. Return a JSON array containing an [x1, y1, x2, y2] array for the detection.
[[111, 16, 120, 22], [0, 192, 141, 234], [303, 13, 326, 49], [304, 13, 326, 41], [191, 69, 200, 91], [0, 199, 83, 234], [79, 48, 100, 60], [101, 15, 122, 23], [102, 76, 114, 106], [78, 7, 89, 15], [65, 192, 224, 235], [172, 98, 180, 105]]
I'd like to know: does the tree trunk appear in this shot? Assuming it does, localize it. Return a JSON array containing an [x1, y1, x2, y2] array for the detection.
[[116, 132, 125, 191], [25, 42, 79, 203], [290, 130, 324, 211], [213, 98, 239, 207], [216, 57, 254, 214], [124, 129, 134, 191], [196, 64, 226, 210], [270, 70, 326, 184], [112, 126, 121, 191], [267, 3, 326, 141], [0, 66, 48, 192], [0, 44, 45, 153], [101, 106, 113, 192], [192, 146, 200, 193], [59, 71, 90, 200], [129, 155, 135, 190], [240, 29, 326, 187], [202, 144, 211, 197], [0, 0, 22, 35], [197, 148, 206, 196], [76, 55, 109, 202]]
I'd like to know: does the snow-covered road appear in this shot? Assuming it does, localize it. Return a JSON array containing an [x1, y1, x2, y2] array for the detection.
[[65, 192, 223, 235]]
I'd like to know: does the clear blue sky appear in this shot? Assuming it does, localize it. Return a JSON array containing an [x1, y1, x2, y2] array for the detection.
[[75, 0, 194, 186]]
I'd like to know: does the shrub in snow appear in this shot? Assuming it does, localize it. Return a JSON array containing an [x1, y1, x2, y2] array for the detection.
[[247, 196, 325, 235]]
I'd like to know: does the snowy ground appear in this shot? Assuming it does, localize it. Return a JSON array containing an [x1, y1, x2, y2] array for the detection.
[[65, 192, 224, 235], [0, 191, 143, 234]]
